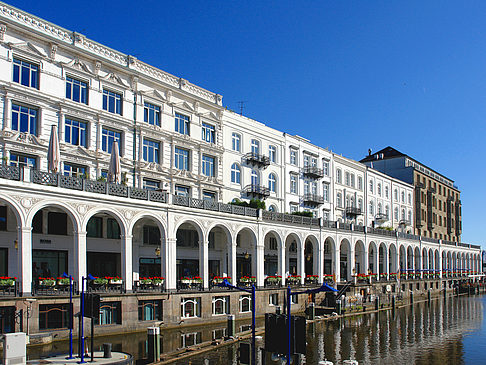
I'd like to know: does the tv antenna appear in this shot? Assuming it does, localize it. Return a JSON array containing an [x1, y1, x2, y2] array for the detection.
[[237, 101, 246, 116]]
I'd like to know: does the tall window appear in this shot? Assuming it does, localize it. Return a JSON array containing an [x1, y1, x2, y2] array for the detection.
[[408, 210, 412, 223], [231, 163, 241, 184], [63, 163, 85, 178], [378, 202, 382, 214], [350, 174, 355, 188], [401, 208, 406, 220], [385, 186, 389, 198], [358, 176, 363, 190], [138, 300, 162, 321], [377, 183, 382, 196], [181, 298, 201, 318], [251, 170, 259, 185], [102, 89, 122, 114], [323, 183, 329, 201], [66, 76, 88, 104], [394, 189, 398, 201], [143, 139, 160, 163], [175, 113, 190, 135], [11, 104, 37, 135], [394, 207, 399, 221], [269, 145, 276, 163], [385, 205, 390, 219], [101, 128, 121, 154], [290, 150, 297, 165], [304, 180, 310, 195], [202, 123, 215, 143], [369, 180, 374, 193], [251, 139, 260, 154], [303, 155, 310, 167], [401, 191, 405, 202], [322, 160, 329, 176], [65, 118, 87, 147], [336, 169, 342, 184], [13, 58, 38, 89], [175, 147, 189, 171], [369, 201, 374, 216], [268, 173, 276, 193], [212, 296, 230, 316], [202, 155, 215, 177], [358, 198, 363, 211], [9, 152, 36, 169], [144, 102, 160, 126], [95, 302, 122, 325], [290, 175, 297, 194], [336, 192, 342, 208], [232, 133, 241, 152], [408, 193, 412, 205], [345, 172, 350, 186]]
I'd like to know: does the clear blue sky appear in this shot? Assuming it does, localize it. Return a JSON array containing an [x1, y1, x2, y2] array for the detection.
[[8, 1, 486, 247]]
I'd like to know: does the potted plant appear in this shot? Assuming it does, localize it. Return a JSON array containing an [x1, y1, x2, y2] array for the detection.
[[152, 276, 164, 285], [139, 277, 152, 285], [57, 277, 70, 286], [305, 275, 318, 283], [180, 277, 192, 284], [0, 276, 15, 286], [192, 276, 203, 284], [108, 276, 123, 285], [287, 275, 301, 285], [39, 277, 56, 286], [323, 274, 334, 282], [93, 277, 109, 285], [266, 275, 282, 285]]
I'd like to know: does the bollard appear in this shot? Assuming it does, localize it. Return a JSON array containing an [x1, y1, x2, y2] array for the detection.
[[374, 297, 379, 311], [103, 343, 112, 359], [410, 291, 414, 305], [227, 314, 236, 338], [147, 326, 160, 363], [308, 303, 315, 320], [336, 300, 342, 315], [427, 289, 431, 304]]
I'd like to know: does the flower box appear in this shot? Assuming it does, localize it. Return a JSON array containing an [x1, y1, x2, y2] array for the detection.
[[39, 278, 56, 286], [305, 275, 318, 283], [0, 277, 15, 286], [287, 275, 301, 285], [93, 278, 109, 285], [192, 276, 203, 284], [57, 278, 70, 286], [139, 278, 152, 285], [266, 276, 282, 284], [151, 277, 165, 285], [213, 277, 231, 284], [180, 279, 192, 284], [109, 279, 123, 285]]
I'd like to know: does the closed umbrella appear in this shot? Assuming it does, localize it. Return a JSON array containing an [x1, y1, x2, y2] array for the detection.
[[47, 125, 60, 173], [108, 141, 121, 184]]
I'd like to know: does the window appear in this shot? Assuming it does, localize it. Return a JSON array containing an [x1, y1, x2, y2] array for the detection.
[[377, 183, 382, 196], [239, 295, 251, 313], [336, 192, 342, 208], [102, 89, 122, 114], [144, 102, 160, 126], [232, 133, 241, 152], [11, 103, 37, 135], [394, 189, 398, 201], [311, 157, 317, 167], [345, 172, 350, 186], [289, 241, 297, 252], [408, 193, 412, 205], [394, 207, 399, 221], [175, 185, 190, 197], [175, 113, 190, 135], [181, 332, 202, 348], [9, 152, 36, 169], [290, 149, 297, 165], [66, 76, 88, 104], [63, 163, 86, 178], [101, 128, 121, 154], [231, 163, 241, 184], [358, 176, 363, 190], [251, 139, 260, 154], [385, 205, 390, 219], [350, 174, 355, 188], [0, 206, 7, 232], [143, 139, 160, 163], [369, 180, 374, 193], [181, 298, 201, 318], [65, 118, 87, 147], [202, 155, 215, 177], [269, 293, 278, 306], [95, 302, 122, 325], [304, 180, 310, 195], [269, 145, 276, 163], [322, 160, 329, 175], [47, 212, 67, 235], [87, 217, 102, 238], [336, 169, 342, 184], [290, 204, 298, 213], [202, 123, 215, 143], [401, 208, 406, 221], [378, 203, 382, 214], [322, 210, 330, 221], [251, 170, 259, 185], [369, 201, 374, 216], [39, 304, 69, 330], [269, 236, 277, 250], [138, 300, 163, 321], [212, 296, 230, 316], [175, 147, 189, 171], [401, 191, 405, 202], [107, 218, 120, 239], [143, 225, 160, 245], [143, 179, 159, 190], [268, 205, 277, 212], [13, 58, 38, 88], [408, 210, 412, 223], [303, 155, 310, 167], [268, 173, 276, 193], [290, 175, 297, 194], [203, 191, 216, 201], [323, 183, 329, 201], [385, 186, 389, 198], [358, 198, 363, 211]]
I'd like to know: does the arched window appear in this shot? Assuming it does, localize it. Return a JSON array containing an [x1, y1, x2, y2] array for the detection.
[[231, 163, 241, 184], [385, 205, 390, 219], [377, 183, 382, 196], [401, 208, 406, 221], [401, 191, 405, 202], [251, 139, 260, 155], [408, 210, 412, 223], [385, 186, 389, 198], [394, 207, 399, 220], [268, 205, 277, 212], [268, 173, 276, 192], [378, 202, 382, 214], [239, 295, 251, 313], [369, 201, 374, 215], [369, 180, 374, 193], [336, 192, 342, 207], [336, 169, 342, 184], [251, 170, 259, 185]]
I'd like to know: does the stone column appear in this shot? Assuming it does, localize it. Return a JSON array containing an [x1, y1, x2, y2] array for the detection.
[[279, 243, 286, 285], [363, 247, 369, 275], [58, 108, 64, 142], [73, 230, 87, 291], [317, 246, 323, 284], [334, 247, 340, 283], [297, 243, 305, 285], [349, 246, 356, 282], [121, 234, 133, 292], [3, 92, 10, 131], [18, 226, 32, 296], [255, 244, 265, 287], [228, 240, 237, 282], [165, 238, 177, 290], [199, 240, 209, 289]]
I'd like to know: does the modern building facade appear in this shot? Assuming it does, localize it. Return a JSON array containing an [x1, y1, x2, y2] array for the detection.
[[0, 2, 481, 338], [361, 147, 462, 242]]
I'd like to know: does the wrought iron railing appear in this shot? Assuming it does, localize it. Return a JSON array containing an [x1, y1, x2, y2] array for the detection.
[[243, 184, 270, 198], [244, 152, 270, 168], [172, 195, 258, 218], [303, 194, 324, 205], [261, 210, 320, 226], [302, 166, 324, 178], [0, 165, 21, 181], [345, 206, 362, 216]]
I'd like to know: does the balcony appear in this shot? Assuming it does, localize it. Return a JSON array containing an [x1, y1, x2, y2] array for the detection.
[[243, 184, 270, 199], [399, 219, 411, 226], [345, 206, 362, 216], [374, 213, 388, 223], [303, 194, 324, 206], [244, 152, 270, 168], [302, 166, 324, 179]]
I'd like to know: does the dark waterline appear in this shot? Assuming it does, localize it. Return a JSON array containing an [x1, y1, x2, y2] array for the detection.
[[28, 295, 485, 364]]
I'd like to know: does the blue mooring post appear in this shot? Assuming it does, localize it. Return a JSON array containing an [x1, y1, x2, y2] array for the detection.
[[251, 284, 256, 365], [79, 277, 86, 364], [67, 274, 74, 359], [287, 286, 292, 365]]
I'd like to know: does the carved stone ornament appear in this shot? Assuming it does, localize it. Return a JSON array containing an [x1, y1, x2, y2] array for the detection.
[[123, 209, 134, 220], [49, 43, 58, 60], [166, 90, 172, 102], [193, 101, 199, 112], [179, 78, 186, 88], [94, 61, 102, 75], [0, 24, 6, 42]]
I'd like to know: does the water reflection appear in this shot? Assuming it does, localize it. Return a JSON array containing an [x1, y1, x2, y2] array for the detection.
[[28, 296, 485, 365]]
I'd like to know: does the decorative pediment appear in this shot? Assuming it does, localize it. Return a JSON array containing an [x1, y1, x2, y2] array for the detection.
[[8, 42, 47, 58], [101, 72, 130, 88], [16, 132, 44, 146], [141, 89, 166, 102], [62, 58, 93, 74]]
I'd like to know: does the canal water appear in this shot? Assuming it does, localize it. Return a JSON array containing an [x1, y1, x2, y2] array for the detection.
[[28, 295, 486, 364]]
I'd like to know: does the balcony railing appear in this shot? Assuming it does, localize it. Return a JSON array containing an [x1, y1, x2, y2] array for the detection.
[[375, 213, 388, 223], [0, 165, 21, 181], [399, 219, 411, 226], [244, 152, 270, 168], [173, 195, 258, 217], [345, 207, 362, 216], [261, 210, 320, 226], [303, 194, 324, 206], [243, 184, 270, 199], [302, 166, 324, 179]]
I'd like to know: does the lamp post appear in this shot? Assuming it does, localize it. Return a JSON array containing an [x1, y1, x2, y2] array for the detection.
[[79, 274, 95, 364], [23, 298, 35, 337], [62, 272, 74, 360], [218, 279, 256, 365]]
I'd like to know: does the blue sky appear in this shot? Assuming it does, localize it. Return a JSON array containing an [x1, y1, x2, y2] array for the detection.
[[8, 1, 486, 247]]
